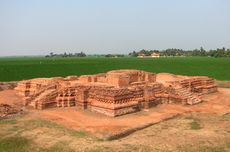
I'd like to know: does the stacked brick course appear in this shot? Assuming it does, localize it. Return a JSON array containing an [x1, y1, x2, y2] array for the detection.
[[15, 70, 218, 116]]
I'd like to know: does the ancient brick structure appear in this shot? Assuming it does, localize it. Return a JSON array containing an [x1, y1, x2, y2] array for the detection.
[[15, 70, 217, 116]]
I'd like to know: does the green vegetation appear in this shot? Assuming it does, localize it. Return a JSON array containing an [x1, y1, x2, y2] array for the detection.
[[0, 117, 88, 152], [0, 119, 17, 125], [45, 51, 86, 58], [0, 137, 75, 152], [0, 57, 229, 81], [189, 120, 202, 130], [25, 119, 88, 138], [129, 47, 230, 57], [185, 114, 202, 130], [0, 136, 30, 152]]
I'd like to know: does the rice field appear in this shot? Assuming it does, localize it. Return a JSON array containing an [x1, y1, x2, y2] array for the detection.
[[0, 57, 229, 81]]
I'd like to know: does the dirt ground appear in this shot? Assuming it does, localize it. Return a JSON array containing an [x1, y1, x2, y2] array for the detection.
[[0, 109, 229, 151], [0, 90, 23, 105], [35, 88, 230, 140], [0, 82, 230, 151]]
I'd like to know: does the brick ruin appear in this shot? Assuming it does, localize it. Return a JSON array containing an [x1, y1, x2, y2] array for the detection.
[[15, 70, 217, 116]]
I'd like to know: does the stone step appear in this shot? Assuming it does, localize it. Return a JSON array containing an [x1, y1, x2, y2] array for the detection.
[[174, 86, 202, 105], [34, 89, 56, 101]]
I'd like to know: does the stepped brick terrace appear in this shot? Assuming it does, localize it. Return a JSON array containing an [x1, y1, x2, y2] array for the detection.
[[15, 70, 218, 117]]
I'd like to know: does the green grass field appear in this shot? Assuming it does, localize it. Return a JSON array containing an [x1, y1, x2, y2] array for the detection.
[[0, 57, 229, 81]]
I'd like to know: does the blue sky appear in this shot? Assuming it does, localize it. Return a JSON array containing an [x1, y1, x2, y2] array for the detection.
[[0, 0, 229, 56]]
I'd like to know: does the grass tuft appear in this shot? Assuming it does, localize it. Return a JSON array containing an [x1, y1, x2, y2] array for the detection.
[[0, 136, 30, 152], [190, 120, 202, 130], [0, 119, 17, 125]]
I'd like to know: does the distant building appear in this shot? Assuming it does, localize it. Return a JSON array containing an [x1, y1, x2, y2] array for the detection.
[[137, 53, 146, 58], [151, 52, 160, 58]]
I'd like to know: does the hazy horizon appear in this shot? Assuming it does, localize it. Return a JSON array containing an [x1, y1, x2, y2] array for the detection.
[[0, 0, 230, 57]]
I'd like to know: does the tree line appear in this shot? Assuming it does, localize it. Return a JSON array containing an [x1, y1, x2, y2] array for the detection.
[[45, 52, 86, 58], [45, 47, 230, 58], [129, 47, 230, 57]]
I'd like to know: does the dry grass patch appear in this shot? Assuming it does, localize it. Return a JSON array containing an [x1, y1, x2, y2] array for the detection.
[[0, 112, 230, 151]]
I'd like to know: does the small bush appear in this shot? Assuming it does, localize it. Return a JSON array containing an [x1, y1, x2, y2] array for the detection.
[[190, 120, 202, 130]]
